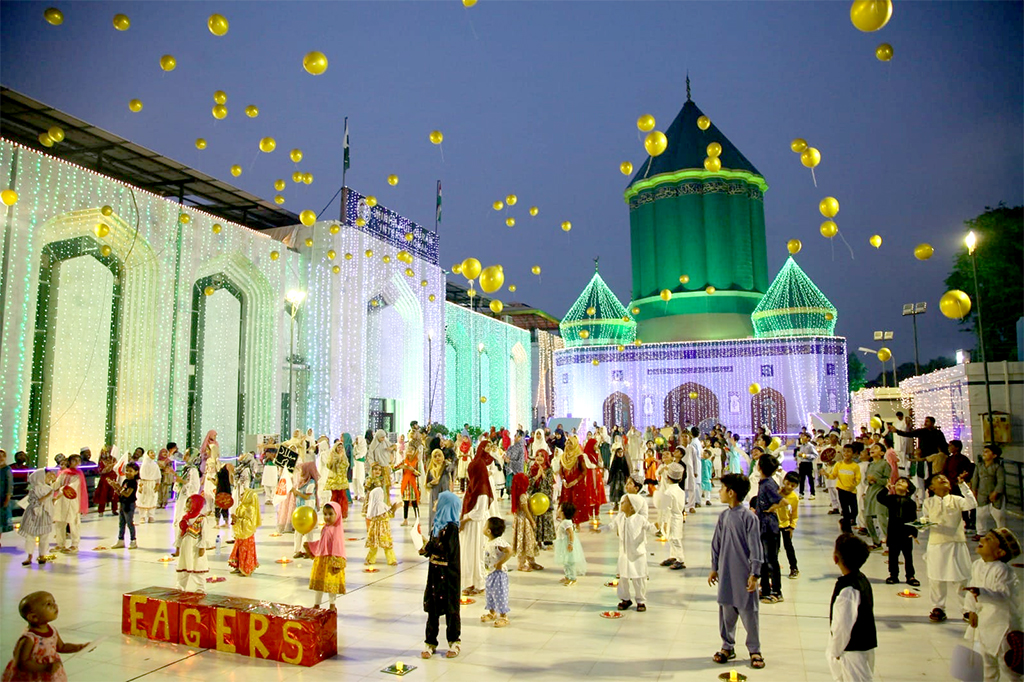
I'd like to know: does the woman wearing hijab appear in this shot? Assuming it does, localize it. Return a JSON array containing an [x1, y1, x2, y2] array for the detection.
[[460, 441, 494, 595], [608, 445, 631, 512], [552, 425, 567, 452], [229, 488, 261, 576], [424, 448, 453, 528], [558, 437, 589, 521], [529, 449, 556, 548], [137, 450, 162, 523], [421, 491, 462, 659], [582, 436, 607, 526], [367, 430, 393, 489]]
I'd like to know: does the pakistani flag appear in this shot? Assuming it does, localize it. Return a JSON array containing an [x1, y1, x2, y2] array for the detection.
[[343, 118, 350, 171], [435, 180, 442, 225]]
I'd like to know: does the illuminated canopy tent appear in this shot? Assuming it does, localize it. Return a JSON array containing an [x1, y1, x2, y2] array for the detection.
[[751, 256, 837, 338], [559, 262, 636, 347]]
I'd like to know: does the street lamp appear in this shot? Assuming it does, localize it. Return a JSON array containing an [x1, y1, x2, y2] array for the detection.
[[427, 331, 434, 424], [873, 331, 897, 386], [285, 289, 306, 433], [901, 302, 927, 375], [965, 230, 995, 445], [858, 343, 895, 388]]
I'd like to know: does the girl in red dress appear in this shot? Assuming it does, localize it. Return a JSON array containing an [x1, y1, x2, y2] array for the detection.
[[582, 437, 607, 527], [558, 437, 590, 525]]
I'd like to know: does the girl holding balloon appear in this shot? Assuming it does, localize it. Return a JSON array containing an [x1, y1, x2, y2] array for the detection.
[[291, 462, 319, 558], [510, 473, 543, 571], [528, 449, 556, 548], [304, 501, 346, 609]]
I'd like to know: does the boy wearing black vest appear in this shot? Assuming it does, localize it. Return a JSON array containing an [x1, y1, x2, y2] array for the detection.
[[828, 533, 877, 681]]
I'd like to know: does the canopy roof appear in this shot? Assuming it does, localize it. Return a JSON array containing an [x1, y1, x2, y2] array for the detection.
[[560, 264, 636, 347], [751, 257, 837, 338]]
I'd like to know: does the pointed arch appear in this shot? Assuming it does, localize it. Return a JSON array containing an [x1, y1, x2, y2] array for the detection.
[[602, 391, 635, 430], [663, 382, 719, 430], [751, 386, 787, 434]]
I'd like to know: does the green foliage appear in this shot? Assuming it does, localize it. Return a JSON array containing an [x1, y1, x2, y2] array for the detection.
[[944, 205, 1023, 362], [848, 352, 867, 392]]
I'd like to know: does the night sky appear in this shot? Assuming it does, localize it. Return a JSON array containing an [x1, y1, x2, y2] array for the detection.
[[2, 1, 1021, 367]]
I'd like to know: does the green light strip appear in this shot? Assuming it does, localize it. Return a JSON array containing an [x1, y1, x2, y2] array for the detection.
[[751, 306, 834, 321], [624, 168, 769, 202], [631, 290, 763, 307]]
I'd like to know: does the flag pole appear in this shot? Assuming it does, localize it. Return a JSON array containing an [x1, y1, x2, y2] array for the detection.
[[434, 180, 440, 234], [340, 117, 350, 222]]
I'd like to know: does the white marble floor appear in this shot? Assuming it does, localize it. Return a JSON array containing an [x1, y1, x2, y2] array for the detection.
[[1, 489, 1020, 682]]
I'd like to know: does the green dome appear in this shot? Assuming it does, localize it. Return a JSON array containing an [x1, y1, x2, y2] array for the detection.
[[560, 265, 636, 347], [752, 257, 837, 338]]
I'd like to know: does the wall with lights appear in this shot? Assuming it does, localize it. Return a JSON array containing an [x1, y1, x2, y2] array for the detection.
[[532, 329, 565, 428], [552, 336, 847, 436]]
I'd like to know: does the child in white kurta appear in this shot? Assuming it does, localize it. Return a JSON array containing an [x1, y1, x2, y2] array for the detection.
[[260, 453, 278, 505], [661, 463, 687, 570], [137, 451, 161, 523], [614, 493, 654, 611], [176, 494, 209, 593], [52, 456, 86, 552], [921, 473, 977, 621], [963, 528, 1021, 682]]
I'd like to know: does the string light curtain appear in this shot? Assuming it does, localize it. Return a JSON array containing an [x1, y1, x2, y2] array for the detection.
[[898, 365, 972, 457], [560, 268, 636, 347], [752, 256, 837, 338]]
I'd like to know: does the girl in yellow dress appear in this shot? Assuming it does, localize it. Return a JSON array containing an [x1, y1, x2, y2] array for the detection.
[[304, 501, 346, 609], [365, 487, 399, 565]]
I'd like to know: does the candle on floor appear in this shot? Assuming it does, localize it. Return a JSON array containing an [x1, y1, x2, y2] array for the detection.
[[730, 670, 738, 682], [396, 661, 404, 672]]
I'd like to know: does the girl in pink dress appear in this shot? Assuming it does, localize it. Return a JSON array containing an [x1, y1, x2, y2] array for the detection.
[[3, 591, 86, 682]]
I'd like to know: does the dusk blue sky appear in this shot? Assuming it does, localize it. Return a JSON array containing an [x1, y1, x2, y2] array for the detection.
[[2, 1, 1021, 368]]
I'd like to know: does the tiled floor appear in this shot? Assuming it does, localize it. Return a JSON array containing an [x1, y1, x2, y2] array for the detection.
[[2, 490, 1020, 681]]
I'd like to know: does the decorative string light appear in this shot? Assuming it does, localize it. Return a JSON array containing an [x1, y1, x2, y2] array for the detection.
[[559, 266, 636, 347], [751, 257, 837, 338]]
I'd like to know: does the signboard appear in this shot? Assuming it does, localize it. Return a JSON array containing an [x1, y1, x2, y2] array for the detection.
[[342, 188, 439, 265]]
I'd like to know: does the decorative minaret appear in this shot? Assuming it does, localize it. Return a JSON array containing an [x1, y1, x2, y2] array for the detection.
[[559, 258, 636, 347], [625, 84, 769, 342]]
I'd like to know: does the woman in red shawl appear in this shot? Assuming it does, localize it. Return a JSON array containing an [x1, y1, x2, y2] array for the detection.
[[500, 428, 511, 451], [582, 437, 607, 526], [528, 449, 556, 547], [558, 437, 590, 524], [459, 441, 493, 595], [93, 449, 119, 516]]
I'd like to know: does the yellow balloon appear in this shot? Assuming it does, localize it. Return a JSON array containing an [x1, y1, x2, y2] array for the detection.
[[479, 396, 487, 404], [637, 114, 656, 132], [303, 51, 328, 75], [617, 345, 625, 352], [179, 213, 190, 224], [291, 506, 317, 534], [302, 172, 313, 185], [869, 234, 882, 248], [749, 383, 761, 395], [44, 7, 64, 25], [508, 285, 517, 293], [274, 179, 286, 191], [529, 206, 538, 217], [332, 265, 341, 274], [204, 285, 216, 297], [528, 492, 550, 516], [820, 221, 838, 238], [631, 307, 640, 315], [939, 290, 972, 319], [461, 258, 482, 280], [914, 243, 934, 261], [405, 267, 414, 277], [404, 232, 414, 241], [387, 174, 399, 186], [290, 149, 303, 163], [99, 245, 112, 257], [877, 347, 892, 362], [506, 194, 517, 206], [421, 279, 428, 287], [659, 289, 671, 302], [819, 196, 840, 218], [214, 90, 227, 105], [592, 359, 600, 366], [245, 105, 259, 118], [489, 300, 504, 314], [787, 239, 802, 255], [365, 195, 377, 207], [704, 157, 721, 172], [292, 171, 303, 183], [706, 286, 716, 294], [697, 115, 711, 131], [230, 165, 242, 177], [689, 391, 699, 400], [579, 330, 590, 339], [270, 250, 280, 261], [875, 43, 893, 62], [344, 252, 353, 260], [870, 416, 883, 431], [679, 274, 690, 284], [0, 189, 18, 206], [531, 265, 541, 276], [506, 217, 515, 227], [561, 221, 572, 232], [129, 99, 143, 113], [208, 13, 229, 36], [644, 131, 668, 157], [365, 249, 374, 258], [113, 14, 130, 30], [428, 294, 436, 302], [300, 210, 316, 226], [586, 306, 596, 316], [706, 142, 722, 157], [330, 225, 340, 234], [93, 223, 109, 238], [452, 263, 463, 275], [101, 205, 113, 216], [397, 250, 410, 263], [429, 130, 443, 145], [159, 54, 176, 72], [212, 224, 222, 234], [38, 132, 53, 148], [195, 138, 207, 150], [493, 200, 504, 211], [274, 195, 285, 205], [259, 137, 276, 153], [304, 238, 313, 248], [825, 312, 835, 321], [800, 147, 821, 168], [212, 104, 227, 119], [790, 138, 808, 153], [463, 0, 478, 7], [634, 339, 642, 346], [850, 0, 893, 32], [620, 161, 633, 175], [47, 126, 64, 142], [327, 249, 337, 260]]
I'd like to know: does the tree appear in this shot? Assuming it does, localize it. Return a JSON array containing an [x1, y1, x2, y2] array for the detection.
[[945, 205, 1023, 362], [848, 352, 867, 391]]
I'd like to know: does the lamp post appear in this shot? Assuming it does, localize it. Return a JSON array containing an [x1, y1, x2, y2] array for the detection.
[[285, 289, 306, 433], [427, 331, 433, 424], [901, 302, 927, 375], [873, 331, 896, 387], [966, 231, 995, 445]]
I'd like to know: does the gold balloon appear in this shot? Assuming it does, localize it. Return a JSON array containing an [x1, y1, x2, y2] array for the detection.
[[480, 265, 504, 293], [405, 267, 414, 277], [420, 279, 428, 287], [679, 274, 690, 284], [344, 252, 353, 260], [800, 147, 821, 168], [914, 243, 934, 261], [791, 138, 808, 153], [697, 115, 711, 131], [531, 265, 541, 276], [644, 130, 668, 157], [47, 126, 64, 142], [461, 258, 482, 280], [327, 249, 336, 260], [274, 179, 286, 191], [397, 250, 410, 263], [93, 223, 109, 238], [230, 165, 242, 177], [100, 205, 113, 216], [302, 172, 313, 185], [428, 294, 436, 302], [274, 195, 285, 204], [529, 206, 538, 217], [195, 138, 207, 150], [304, 238, 314, 247], [637, 114, 656, 132], [659, 289, 671, 302], [204, 285, 215, 297], [489, 300, 504, 314], [429, 130, 443, 144], [592, 359, 600, 366], [706, 142, 722, 157], [561, 221, 572, 232], [387, 174, 399, 186], [330, 224, 340, 234], [245, 105, 259, 118], [748, 383, 761, 395], [704, 157, 721, 172], [875, 43, 893, 62], [463, 0, 478, 6], [479, 396, 487, 404], [214, 90, 227, 105], [939, 290, 972, 319], [404, 232, 414, 241], [212, 224, 222, 234], [179, 213, 190, 224], [159, 54, 176, 72], [0, 189, 18, 206], [819, 196, 840, 218], [365, 249, 374, 258], [870, 416, 883, 431], [706, 286, 716, 294], [212, 104, 227, 119], [820, 221, 838, 238], [38, 133, 53, 148], [506, 217, 515, 227], [508, 285, 516, 293], [620, 161, 633, 175], [451, 263, 463, 275], [493, 200, 504, 211], [290, 149, 303, 163], [99, 245, 112, 257], [332, 265, 341, 274], [270, 250, 280, 261], [850, 0, 893, 32], [877, 347, 892, 362], [129, 99, 143, 113], [208, 13, 229, 36], [300, 210, 316, 226], [303, 51, 328, 75], [631, 307, 640, 315], [869, 234, 882, 248], [365, 195, 377, 207], [787, 239, 802, 255], [617, 345, 625, 352], [292, 171, 303, 183], [506, 194, 518, 206], [579, 330, 590, 339], [259, 137, 276, 153], [634, 339, 642, 346], [689, 391, 699, 400], [825, 312, 834, 321], [291, 506, 317, 534], [44, 7, 64, 25], [586, 306, 596, 316], [527, 492, 550, 516]]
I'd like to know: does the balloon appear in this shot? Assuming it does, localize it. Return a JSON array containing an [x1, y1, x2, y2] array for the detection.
[[404, 267, 414, 277], [330, 224, 340, 234], [344, 252, 353, 260], [869, 234, 882, 248], [528, 493, 550, 516], [428, 294, 436, 302], [800, 147, 821, 168], [644, 131, 668, 157], [274, 179, 286, 191], [790, 138, 808, 153], [0, 190, 18, 206], [383, 255, 392, 264], [586, 306, 596, 316], [506, 217, 515, 227], [420, 279, 428, 287], [617, 345, 625, 352], [212, 104, 227, 119], [655, 436, 665, 446], [259, 137, 276, 153], [461, 258, 482, 280], [620, 161, 633, 175], [274, 195, 285, 205], [208, 13, 229, 36], [748, 383, 761, 395], [819, 196, 840, 218], [38, 133, 53, 148], [245, 105, 259, 118], [387, 174, 399, 186], [659, 289, 671, 302], [463, 0, 478, 6], [100, 245, 112, 257], [706, 286, 716, 294], [327, 250, 337, 260], [479, 396, 487, 403], [303, 51, 328, 75], [877, 347, 891, 362], [195, 138, 207, 150], [820, 221, 838, 238], [397, 250, 411, 263], [292, 506, 317, 534], [529, 206, 538, 217], [300, 210, 316, 226], [787, 239, 802, 255], [493, 200, 504, 211], [697, 115, 711, 131], [480, 265, 504, 293], [689, 392, 698, 400], [44, 7, 64, 25], [631, 307, 640, 315], [429, 130, 443, 144], [304, 238, 314, 248], [214, 90, 227, 104], [230, 165, 242, 177], [212, 224, 222, 234], [637, 114, 656, 132], [914, 243, 934, 261], [770, 437, 782, 451], [404, 232, 414, 241], [531, 265, 541, 276], [93, 223, 109, 238], [850, 0, 893, 32], [875, 43, 893, 62], [101, 205, 113, 216], [634, 339, 642, 346], [704, 157, 721, 172], [129, 99, 143, 113], [47, 126, 65, 142], [679, 274, 690, 284], [592, 359, 600, 366], [365, 249, 374, 258], [579, 330, 590, 339], [302, 173, 313, 185], [870, 416, 883, 431], [825, 312, 834, 321], [706, 142, 722, 157], [332, 265, 341, 274], [290, 149, 303, 163], [939, 290, 972, 319], [452, 263, 463, 275], [270, 251, 280, 261], [292, 172, 303, 183], [508, 285, 517, 293], [365, 195, 377, 207], [489, 300, 504, 314], [179, 213, 190, 224], [561, 221, 572, 233], [506, 194, 517, 206], [204, 285, 215, 297], [159, 54, 176, 72]]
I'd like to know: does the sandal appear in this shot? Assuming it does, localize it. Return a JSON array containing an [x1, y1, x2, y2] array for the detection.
[[494, 615, 509, 628], [480, 612, 497, 622], [751, 653, 765, 669], [421, 644, 436, 659], [713, 649, 736, 664], [445, 643, 461, 659], [929, 608, 947, 622]]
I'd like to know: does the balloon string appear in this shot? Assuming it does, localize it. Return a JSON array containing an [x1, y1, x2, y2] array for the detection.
[[837, 230, 855, 260], [439, 143, 445, 164], [643, 157, 653, 179], [830, 237, 835, 262], [811, 168, 817, 187], [248, 148, 260, 173]]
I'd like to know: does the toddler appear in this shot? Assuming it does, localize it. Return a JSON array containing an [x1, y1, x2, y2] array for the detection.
[[19, 469, 56, 566], [228, 488, 261, 576], [555, 502, 587, 585], [304, 501, 347, 609], [828, 534, 877, 682], [922, 472, 977, 622], [963, 528, 1021, 682], [3, 591, 87, 682], [176, 494, 209, 593], [365, 486, 400, 565], [877, 477, 920, 586], [481, 517, 512, 627], [614, 493, 654, 612]]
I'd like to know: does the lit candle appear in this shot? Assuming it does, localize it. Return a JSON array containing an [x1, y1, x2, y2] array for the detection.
[[730, 670, 738, 682], [396, 661, 404, 672]]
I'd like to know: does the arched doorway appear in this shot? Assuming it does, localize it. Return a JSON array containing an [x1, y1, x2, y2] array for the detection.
[[663, 382, 719, 429], [602, 392, 634, 430], [751, 387, 787, 434]]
